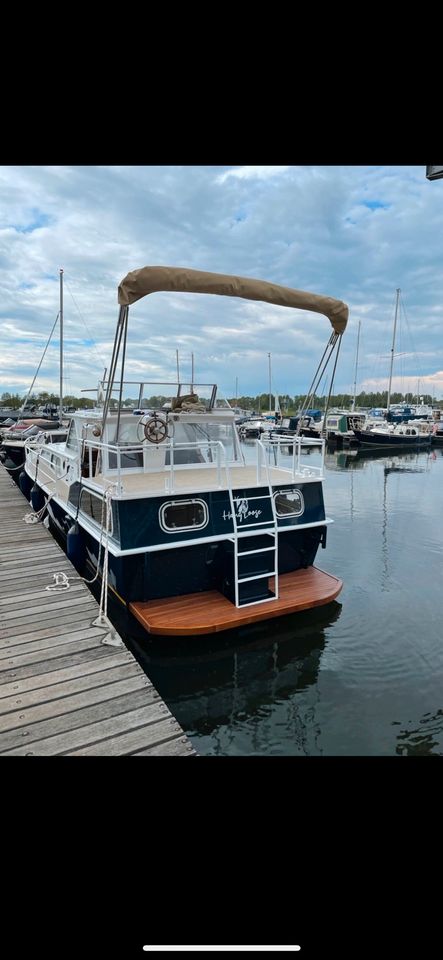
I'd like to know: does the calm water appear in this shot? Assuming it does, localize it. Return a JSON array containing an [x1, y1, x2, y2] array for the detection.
[[113, 442, 443, 756]]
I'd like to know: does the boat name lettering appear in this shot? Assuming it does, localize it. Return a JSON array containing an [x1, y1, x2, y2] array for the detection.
[[223, 499, 263, 523]]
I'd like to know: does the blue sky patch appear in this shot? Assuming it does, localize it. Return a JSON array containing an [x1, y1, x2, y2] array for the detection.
[[14, 210, 53, 234], [363, 200, 389, 211]]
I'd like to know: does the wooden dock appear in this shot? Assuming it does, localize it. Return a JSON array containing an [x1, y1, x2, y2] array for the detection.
[[0, 467, 196, 756]]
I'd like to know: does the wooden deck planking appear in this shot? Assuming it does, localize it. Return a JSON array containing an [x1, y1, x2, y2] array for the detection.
[[0, 626, 107, 657], [0, 660, 143, 713], [0, 614, 107, 642], [130, 566, 343, 635], [63, 717, 192, 756], [1, 701, 176, 755], [0, 651, 133, 698], [0, 467, 196, 756]]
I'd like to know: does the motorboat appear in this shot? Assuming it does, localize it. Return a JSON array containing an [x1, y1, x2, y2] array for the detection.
[[24, 265, 348, 636]]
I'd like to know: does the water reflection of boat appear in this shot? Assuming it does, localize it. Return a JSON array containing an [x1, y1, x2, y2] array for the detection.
[[120, 600, 342, 740], [395, 708, 443, 756], [383, 461, 426, 475], [326, 447, 433, 471]]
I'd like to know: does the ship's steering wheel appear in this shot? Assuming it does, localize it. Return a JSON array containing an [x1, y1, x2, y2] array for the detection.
[[138, 415, 169, 444]]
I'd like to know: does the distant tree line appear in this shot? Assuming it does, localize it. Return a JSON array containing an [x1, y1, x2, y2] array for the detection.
[[0, 391, 97, 410], [229, 391, 441, 413], [1, 389, 441, 413]]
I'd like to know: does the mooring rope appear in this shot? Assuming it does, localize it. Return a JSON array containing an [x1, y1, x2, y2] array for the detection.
[[45, 483, 122, 645]]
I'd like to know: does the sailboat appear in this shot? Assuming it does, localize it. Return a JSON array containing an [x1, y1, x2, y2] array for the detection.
[[23, 265, 347, 637], [0, 269, 69, 482], [353, 289, 432, 450]]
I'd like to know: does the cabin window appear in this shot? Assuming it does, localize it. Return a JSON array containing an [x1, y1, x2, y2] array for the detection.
[[80, 490, 111, 532], [107, 420, 144, 469], [274, 488, 304, 518], [159, 499, 208, 533]]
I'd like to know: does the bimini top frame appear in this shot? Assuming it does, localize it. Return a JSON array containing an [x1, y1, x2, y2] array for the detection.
[[118, 265, 348, 333], [103, 265, 349, 439]]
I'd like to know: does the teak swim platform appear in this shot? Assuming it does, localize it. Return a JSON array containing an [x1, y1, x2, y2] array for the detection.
[[130, 567, 343, 635]]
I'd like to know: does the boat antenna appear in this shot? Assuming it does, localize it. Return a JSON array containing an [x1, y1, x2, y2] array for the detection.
[[59, 268, 64, 422], [191, 352, 194, 393], [387, 288, 400, 412], [351, 320, 361, 412], [176, 349, 180, 384]]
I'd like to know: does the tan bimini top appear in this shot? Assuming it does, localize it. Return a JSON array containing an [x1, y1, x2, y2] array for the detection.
[[118, 266, 348, 334]]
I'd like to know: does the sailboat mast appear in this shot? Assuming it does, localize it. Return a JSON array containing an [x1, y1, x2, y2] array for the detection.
[[351, 320, 361, 412], [59, 268, 63, 422], [387, 288, 400, 412], [268, 352, 272, 413]]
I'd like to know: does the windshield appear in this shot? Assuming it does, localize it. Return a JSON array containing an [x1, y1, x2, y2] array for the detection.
[[105, 416, 241, 467]]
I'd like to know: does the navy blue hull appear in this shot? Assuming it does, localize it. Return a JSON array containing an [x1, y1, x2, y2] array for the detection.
[[354, 430, 431, 449], [44, 488, 327, 607]]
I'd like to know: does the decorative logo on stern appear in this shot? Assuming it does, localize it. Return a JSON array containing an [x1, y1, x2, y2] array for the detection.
[[222, 498, 263, 523]]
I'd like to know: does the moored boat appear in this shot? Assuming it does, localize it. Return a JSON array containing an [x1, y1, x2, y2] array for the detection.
[[0, 418, 66, 482], [23, 265, 348, 636], [353, 421, 432, 449]]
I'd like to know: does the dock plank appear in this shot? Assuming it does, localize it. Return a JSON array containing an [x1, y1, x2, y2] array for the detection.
[[64, 718, 189, 756], [0, 466, 195, 756], [0, 661, 143, 713], [0, 624, 105, 652], [0, 645, 124, 683], [0, 680, 167, 753], [0, 651, 133, 698], [0, 673, 150, 733], [0, 611, 102, 641], [1, 702, 171, 755]]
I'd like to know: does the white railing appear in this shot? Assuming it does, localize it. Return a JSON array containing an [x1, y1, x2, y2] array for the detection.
[[257, 435, 325, 481], [87, 435, 325, 490], [76, 438, 234, 495], [24, 442, 69, 483], [25, 434, 325, 496]]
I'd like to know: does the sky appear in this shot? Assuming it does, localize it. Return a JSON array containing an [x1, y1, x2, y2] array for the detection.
[[1, 164, 443, 405]]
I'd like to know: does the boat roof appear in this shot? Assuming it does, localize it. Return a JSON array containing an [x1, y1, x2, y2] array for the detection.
[[117, 265, 348, 335]]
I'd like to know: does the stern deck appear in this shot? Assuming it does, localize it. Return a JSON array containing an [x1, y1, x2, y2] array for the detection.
[[129, 566, 342, 635]]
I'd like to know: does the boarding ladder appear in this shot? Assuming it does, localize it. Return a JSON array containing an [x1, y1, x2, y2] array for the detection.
[[227, 441, 279, 607]]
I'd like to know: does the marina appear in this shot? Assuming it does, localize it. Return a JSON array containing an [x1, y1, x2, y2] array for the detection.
[[1, 164, 443, 760], [0, 467, 196, 756]]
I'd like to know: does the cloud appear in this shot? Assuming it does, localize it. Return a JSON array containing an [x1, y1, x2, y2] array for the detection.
[[216, 166, 291, 184], [1, 165, 443, 402]]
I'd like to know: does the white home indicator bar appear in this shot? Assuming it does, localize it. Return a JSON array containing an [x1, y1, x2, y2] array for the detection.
[[143, 948, 301, 953]]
